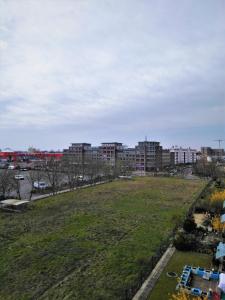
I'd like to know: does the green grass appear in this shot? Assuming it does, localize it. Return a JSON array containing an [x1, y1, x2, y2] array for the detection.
[[0, 177, 205, 300], [148, 251, 213, 300]]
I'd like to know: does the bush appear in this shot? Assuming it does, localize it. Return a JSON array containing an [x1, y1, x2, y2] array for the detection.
[[174, 232, 198, 251], [183, 217, 197, 233]]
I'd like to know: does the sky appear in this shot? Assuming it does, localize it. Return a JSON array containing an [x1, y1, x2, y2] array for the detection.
[[0, 0, 225, 151]]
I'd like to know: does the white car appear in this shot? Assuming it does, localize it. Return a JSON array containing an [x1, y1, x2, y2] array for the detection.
[[8, 165, 15, 170], [14, 174, 25, 180], [33, 181, 48, 189]]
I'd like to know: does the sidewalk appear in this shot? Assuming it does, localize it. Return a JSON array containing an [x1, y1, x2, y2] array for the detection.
[[132, 245, 175, 300]]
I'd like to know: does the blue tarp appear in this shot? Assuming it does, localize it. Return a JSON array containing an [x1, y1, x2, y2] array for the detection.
[[221, 214, 225, 223], [216, 242, 225, 259]]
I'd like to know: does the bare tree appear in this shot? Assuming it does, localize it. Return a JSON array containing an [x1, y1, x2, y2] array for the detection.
[[0, 169, 15, 199], [13, 178, 22, 199], [26, 167, 45, 200], [62, 157, 82, 190], [193, 160, 223, 178], [44, 158, 64, 195]]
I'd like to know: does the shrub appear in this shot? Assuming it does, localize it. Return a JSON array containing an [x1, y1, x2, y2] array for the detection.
[[174, 232, 198, 251], [183, 217, 197, 233]]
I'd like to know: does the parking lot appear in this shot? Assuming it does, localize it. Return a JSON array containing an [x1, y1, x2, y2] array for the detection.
[[0, 170, 69, 200]]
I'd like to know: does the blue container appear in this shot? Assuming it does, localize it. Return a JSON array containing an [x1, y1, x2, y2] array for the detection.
[[191, 288, 202, 296], [210, 271, 220, 280], [197, 268, 204, 277]]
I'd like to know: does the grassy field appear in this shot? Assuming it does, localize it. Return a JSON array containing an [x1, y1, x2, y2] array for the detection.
[[0, 177, 205, 300], [148, 251, 213, 300]]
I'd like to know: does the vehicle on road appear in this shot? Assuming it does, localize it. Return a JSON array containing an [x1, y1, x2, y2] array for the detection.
[[8, 165, 15, 170], [33, 181, 48, 189], [14, 174, 25, 180]]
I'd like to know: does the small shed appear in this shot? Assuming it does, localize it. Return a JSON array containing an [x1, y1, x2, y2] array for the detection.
[[0, 199, 29, 211]]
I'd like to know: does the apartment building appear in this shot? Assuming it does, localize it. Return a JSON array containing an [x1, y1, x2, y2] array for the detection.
[[63, 140, 176, 171], [162, 149, 175, 168], [170, 146, 197, 164], [63, 143, 92, 163], [135, 141, 162, 171], [201, 147, 225, 161], [99, 143, 124, 166], [117, 148, 136, 170]]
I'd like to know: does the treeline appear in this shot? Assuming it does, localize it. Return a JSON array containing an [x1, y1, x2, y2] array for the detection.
[[0, 157, 133, 200]]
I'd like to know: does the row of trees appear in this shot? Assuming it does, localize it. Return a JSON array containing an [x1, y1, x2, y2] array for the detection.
[[0, 157, 133, 200], [193, 160, 224, 178]]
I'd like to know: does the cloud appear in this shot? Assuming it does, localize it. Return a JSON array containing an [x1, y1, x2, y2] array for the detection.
[[0, 0, 224, 148]]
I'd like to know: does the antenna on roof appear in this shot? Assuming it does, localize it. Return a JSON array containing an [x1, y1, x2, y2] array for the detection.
[[145, 136, 147, 142], [214, 139, 224, 161], [214, 139, 224, 149]]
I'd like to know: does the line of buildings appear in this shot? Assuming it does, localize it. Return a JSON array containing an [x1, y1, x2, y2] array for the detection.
[[1, 141, 224, 172], [63, 141, 197, 171], [201, 147, 225, 162]]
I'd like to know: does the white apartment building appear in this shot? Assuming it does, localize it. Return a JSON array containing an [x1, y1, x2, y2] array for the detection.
[[170, 146, 197, 164]]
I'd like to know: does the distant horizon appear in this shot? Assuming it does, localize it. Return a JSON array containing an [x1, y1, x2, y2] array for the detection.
[[1, 138, 224, 152]]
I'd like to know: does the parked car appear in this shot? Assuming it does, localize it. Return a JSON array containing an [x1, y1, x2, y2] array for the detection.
[[8, 165, 15, 170], [33, 181, 48, 189], [14, 174, 25, 180]]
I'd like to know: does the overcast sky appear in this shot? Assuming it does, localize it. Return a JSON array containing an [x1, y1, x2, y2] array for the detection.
[[0, 0, 225, 151]]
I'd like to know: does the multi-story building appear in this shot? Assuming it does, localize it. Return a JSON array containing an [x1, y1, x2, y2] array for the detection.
[[63, 140, 177, 172], [99, 143, 124, 166], [170, 146, 197, 164], [162, 149, 175, 168], [117, 147, 136, 170], [201, 147, 225, 161], [63, 143, 92, 163], [135, 141, 162, 171]]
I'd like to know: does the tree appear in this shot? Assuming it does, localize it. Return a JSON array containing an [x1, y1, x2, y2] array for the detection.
[[193, 160, 222, 178], [0, 169, 15, 199], [183, 217, 197, 233], [170, 290, 207, 300], [210, 190, 225, 213], [44, 158, 63, 195], [26, 168, 45, 200], [13, 171, 22, 200], [174, 232, 198, 251], [62, 157, 81, 190], [211, 190, 225, 202], [211, 216, 225, 232]]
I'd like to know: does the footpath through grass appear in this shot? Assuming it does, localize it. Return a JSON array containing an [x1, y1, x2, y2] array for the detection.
[[0, 177, 205, 300], [148, 251, 212, 300]]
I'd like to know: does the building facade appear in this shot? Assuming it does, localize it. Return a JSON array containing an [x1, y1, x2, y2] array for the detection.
[[201, 147, 225, 161], [135, 141, 162, 171], [162, 149, 175, 168], [63, 140, 177, 171], [99, 143, 124, 166], [170, 146, 197, 164], [63, 143, 92, 163]]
